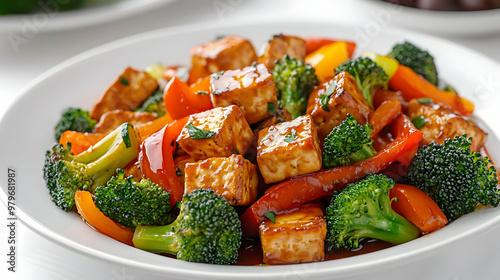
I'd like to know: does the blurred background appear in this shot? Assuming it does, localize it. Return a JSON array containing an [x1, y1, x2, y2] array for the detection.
[[0, 0, 499, 279]]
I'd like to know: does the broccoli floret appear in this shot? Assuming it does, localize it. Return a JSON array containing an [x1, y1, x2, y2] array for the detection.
[[272, 55, 319, 119], [94, 169, 172, 229], [55, 107, 97, 141], [136, 89, 166, 117], [43, 123, 139, 212], [389, 41, 439, 86], [322, 114, 376, 169], [326, 174, 420, 250], [406, 134, 499, 221], [133, 188, 242, 265], [335, 57, 388, 108]]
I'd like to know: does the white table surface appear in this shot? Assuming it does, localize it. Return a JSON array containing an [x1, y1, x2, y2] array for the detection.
[[1, 0, 500, 279]]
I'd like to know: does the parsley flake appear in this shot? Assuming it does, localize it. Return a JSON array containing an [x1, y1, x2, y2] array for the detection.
[[284, 129, 297, 143], [187, 124, 216, 139]]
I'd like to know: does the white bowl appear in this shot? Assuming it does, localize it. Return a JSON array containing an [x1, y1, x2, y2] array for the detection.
[[1, 19, 500, 279]]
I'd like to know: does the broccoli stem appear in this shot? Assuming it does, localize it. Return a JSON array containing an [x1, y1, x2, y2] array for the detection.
[[133, 224, 179, 255], [349, 143, 377, 163], [352, 195, 419, 245], [360, 88, 373, 108], [74, 123, 139, 192]]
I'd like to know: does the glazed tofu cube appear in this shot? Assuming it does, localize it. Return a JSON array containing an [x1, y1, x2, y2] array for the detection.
[[259, 204, 327, 265], [176, 105, 254, 161], [93, 109, 156, 134], [210, 63, 277, 124], [407, 99, 487, 148], [307, 71, 371, 140], [259, 34, 307, 69], [91, 67, 159, 120], [184, 154, 259, 206], [190, 36, 257, 80], [257, 114, 322, 184]]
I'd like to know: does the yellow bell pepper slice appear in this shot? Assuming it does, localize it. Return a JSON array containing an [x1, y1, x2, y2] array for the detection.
[[362, 51, 399, 79]]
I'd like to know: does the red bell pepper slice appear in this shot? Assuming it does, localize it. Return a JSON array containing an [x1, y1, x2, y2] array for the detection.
[[139, 117, 188, 206], [163, 77, 212, 120], [240, 114, 423, 236], [390, 183, 448, 233], [188, 76, 214, 112]]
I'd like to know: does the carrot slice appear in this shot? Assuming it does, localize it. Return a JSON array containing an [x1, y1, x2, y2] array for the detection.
[[389, 64, 474, 115], [59, 131, 105, 155], [369, 98, 402, 137]]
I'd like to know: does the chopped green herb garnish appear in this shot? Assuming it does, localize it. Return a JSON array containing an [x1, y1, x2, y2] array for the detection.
[[444, 84, 458, 94], [267, 102, 277, 115], [187, 124, 216, 139], [121, 123, 132, 148], [264, 211, 276, 223], [176, 168, 183, 177], [411, 116, 426, 129], [175, 201, 182, 210], [284, 129, 297, 143], [232, 149, 240, 155], [197, 91, 209, 95], [119, 76, 129, 86], [320, 83, 336, 112], [416, 98, 432, 104]]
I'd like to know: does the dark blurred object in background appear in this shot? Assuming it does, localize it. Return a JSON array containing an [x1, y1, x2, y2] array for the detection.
[[382, 0, 500, 11], [0, 0, 85, 15]]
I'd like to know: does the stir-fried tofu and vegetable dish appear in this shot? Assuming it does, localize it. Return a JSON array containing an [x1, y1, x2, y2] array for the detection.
[[43, 34, 500, 265]]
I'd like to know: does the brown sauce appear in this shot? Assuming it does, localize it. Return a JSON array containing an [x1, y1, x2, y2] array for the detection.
[[236, 239, 393, 266]]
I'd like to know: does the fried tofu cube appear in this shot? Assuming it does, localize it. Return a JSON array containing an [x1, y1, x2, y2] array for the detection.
[[259, 34, 307, 69], [407, 99, 487, 148], [91, 67, 159, 120], [184, 154, 258, 206], [93, 109, 156, 134], [190, 36, 258, 80], [307, 71, 371, 140], [176, 105, 254, 161], [257, 114, 322, 184], [210, 63, 277, 124], [259, 204, 326, 265]]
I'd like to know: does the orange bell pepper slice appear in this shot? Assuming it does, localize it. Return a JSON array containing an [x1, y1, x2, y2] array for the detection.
[[305, 41, 351, 82], [136, 113, 174, 143], [303, 36, 356, 57], [240, 114, 423, 236], [74, 190, 134, 246], [390, 183, 448, 233], [389, 64, 474, 115]]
